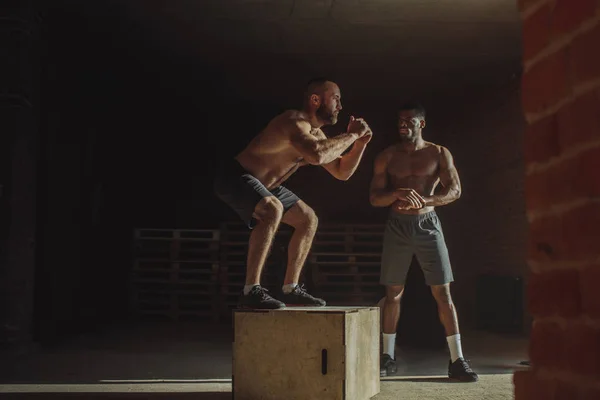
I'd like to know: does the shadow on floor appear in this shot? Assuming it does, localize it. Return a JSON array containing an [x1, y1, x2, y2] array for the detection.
[[1, 321, 529, 389], [383, 376, 456, 384]]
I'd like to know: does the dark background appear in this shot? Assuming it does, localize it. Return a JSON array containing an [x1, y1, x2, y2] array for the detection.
[[2, 0, 528, 349]]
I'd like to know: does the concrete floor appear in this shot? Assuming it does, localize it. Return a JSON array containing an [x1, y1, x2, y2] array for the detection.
[[0, 320, 529, 399]]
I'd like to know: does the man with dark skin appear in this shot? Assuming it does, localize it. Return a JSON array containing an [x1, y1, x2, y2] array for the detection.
[[214, 78, 373, 309], [369, 102, 478, 382]]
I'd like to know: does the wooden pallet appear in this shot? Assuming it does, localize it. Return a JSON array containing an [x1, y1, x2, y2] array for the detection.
[[309, 252, 381, 264], [132, 260, 219, 283], [130, 223, 387, 321], [309, 252, 381, 283], [308, 225, 384, 300], [315, 272, 380, 285], [131, 228, 222, 321], [134, 228, 220, 261], [308, 228, 384, 306], [311, 224, 384, 253]]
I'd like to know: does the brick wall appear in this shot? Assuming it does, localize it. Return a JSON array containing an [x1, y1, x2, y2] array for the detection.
[[515, 0, 600, 398]]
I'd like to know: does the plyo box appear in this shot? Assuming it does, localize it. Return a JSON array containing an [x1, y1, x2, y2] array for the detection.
[[233, 306, 380, 400]]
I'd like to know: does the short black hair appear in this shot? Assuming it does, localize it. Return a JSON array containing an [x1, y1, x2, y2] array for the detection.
[[306, 77, 331, 88], [399, 101, 426, 119], [305, 77, 332, 100]]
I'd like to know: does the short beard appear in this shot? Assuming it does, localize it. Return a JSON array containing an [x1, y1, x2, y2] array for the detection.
[[317, 104, 337, 125], [399, 131, 418, 143]]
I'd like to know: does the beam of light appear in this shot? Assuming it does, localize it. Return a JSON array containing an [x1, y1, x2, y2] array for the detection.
[[0, 381, 232, 393]]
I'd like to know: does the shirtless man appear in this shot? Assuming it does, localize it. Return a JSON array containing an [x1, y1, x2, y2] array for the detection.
[[214, 78, 373, 309], [369, 102, 478, 382]]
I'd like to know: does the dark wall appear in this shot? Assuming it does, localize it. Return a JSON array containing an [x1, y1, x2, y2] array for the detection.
[[18, 1, 526, 344], [1, 0, 39, 349], [31, 2, 301, 342], [431, 79, 528, 330]]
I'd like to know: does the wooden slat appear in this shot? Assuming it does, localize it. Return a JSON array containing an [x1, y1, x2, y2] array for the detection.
[[131, 223, 387, 322]]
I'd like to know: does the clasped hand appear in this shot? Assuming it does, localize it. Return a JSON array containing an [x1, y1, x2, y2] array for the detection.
[[394, 188, 427, 210], [348, 116, 372, 144]]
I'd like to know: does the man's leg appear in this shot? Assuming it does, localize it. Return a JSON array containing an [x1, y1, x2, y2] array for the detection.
[[430, 284, 477, 382], [381, 285, 404, 362], [240, 196, 287, 309], [430, 284, 461, 364], [280, 200, 318, 286], [213, 161, 288, 309], [378, 215, 413, 377], [278, 200, 325, 306], [430, 284, 459, 337], [414, 212, 478, 382], [245, 197, 284, 286]]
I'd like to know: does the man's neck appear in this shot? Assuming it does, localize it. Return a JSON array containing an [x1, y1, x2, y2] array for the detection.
[[301, 108, 323, 129], [398, 136, 425, 152]]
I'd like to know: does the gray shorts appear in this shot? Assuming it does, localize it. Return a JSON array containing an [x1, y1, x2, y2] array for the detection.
[[213, 158, 300, 229], [380, 210, 454, 286]]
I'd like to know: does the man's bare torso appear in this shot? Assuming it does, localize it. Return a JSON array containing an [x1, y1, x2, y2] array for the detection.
[[384, 142, 442, 215], [235, 110, 322, 190]]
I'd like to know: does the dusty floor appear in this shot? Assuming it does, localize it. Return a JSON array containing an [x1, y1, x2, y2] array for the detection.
[[0, 320, 529, 399]]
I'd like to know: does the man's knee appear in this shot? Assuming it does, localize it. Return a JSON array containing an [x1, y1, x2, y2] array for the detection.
[[431, 284, 453, 305], [299, 204, 318, 232], [254, 197, 284, 223], [385, 285, 404, 303], [285, 201, 318, 232]]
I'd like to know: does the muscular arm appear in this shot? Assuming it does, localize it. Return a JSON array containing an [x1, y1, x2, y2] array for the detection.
[[424, 146, 462, 207], [321, 140, 368, 181], [369, 150, 397, 207], [290, 121, 360, 165]]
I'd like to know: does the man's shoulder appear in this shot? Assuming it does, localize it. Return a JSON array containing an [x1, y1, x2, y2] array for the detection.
[[375, 144, 397, 161], [278, 109, 309, 123], [424, 141, 452, 154], [273, 110, 312, 131]]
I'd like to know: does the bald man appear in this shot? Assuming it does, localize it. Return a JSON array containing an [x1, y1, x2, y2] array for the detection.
[[214, 78, 373, 309]]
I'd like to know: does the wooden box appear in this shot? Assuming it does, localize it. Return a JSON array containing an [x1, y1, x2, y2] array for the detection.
[[233, 306, 380, 400]]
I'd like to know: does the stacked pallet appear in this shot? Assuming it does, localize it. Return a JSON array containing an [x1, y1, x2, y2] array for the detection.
[[130, 223, 387, 321], [308, 224, 385, 306], [217, 222, 291, 316], [131, 228, 220, 321]]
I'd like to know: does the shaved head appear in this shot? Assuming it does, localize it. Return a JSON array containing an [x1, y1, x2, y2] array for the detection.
[[303, 77, 342, 125], [304, 77, 335, 102]]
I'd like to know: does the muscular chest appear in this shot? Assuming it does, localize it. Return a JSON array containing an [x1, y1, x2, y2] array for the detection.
[[387, 151, 439, 178]]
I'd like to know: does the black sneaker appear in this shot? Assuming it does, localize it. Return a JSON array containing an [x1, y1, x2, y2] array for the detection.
[[380, 353, 397, 377], [239, 286, 285, 310], [448, 357, 479, 382], [279, 284, 326, 307]]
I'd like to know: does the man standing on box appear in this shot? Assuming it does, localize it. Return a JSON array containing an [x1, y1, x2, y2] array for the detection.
[[214, 78, 373, 309], [369, 102, 478, 382]]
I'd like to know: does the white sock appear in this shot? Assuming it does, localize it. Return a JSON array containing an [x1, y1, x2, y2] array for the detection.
[[446, 334, 464, 362], [243, 284, 259, 295], [383, 333, 396, 359], [282, 283, 298, 294]]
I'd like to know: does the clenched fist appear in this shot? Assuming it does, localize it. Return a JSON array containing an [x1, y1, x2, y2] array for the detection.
[[347, 116, 371, 138]]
